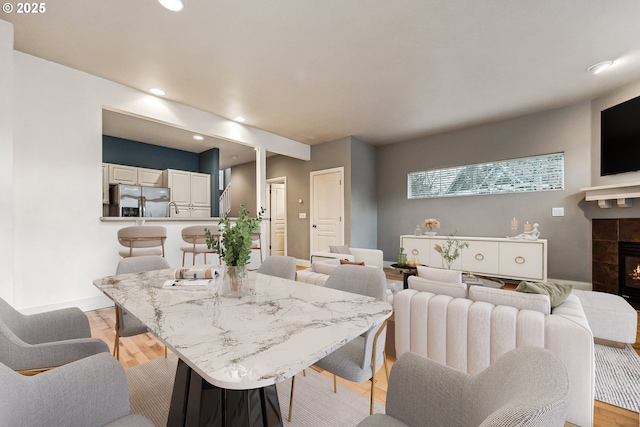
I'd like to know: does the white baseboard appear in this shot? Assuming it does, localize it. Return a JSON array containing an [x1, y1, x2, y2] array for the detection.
[[19, 295, 113, 315], [547, 278, 592, 291]]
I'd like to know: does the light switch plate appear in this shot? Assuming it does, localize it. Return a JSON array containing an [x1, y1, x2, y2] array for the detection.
[[299, 212, 306, 219], [552, 207, 564, 217]]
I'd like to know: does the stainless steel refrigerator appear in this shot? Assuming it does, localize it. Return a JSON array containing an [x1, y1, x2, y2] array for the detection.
[[109, 184, 171, 217]]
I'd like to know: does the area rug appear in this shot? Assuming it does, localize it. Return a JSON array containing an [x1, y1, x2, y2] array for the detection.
[[126, 355, 383, 427], [595, 343, 640, 412]]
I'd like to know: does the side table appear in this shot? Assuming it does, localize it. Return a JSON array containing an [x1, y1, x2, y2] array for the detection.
[[390, 263, 421, 289]]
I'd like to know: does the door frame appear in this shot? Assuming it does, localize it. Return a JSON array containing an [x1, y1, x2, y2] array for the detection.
[[310, 167, 345, 255], [266, 177, 287, 257]]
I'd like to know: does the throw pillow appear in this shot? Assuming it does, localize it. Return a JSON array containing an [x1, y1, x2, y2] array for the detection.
[[339, 260, 365, 266], [416, 265, 462, 283], [515, 281, 574, 308], [329, 245, 352, 254]]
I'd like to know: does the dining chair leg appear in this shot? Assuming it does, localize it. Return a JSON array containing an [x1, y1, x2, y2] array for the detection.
[[333, 374, 337, 393], [113, 305, 120, 360], [164, 345, 168, 358], [383, 350, 390, 382], [370, 376, 376, 415], [288, 375, 296, 422], [182, 252, 186, 267]]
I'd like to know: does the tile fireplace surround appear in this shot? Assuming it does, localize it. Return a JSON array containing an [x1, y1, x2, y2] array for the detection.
[[592, 218, 640, 306]]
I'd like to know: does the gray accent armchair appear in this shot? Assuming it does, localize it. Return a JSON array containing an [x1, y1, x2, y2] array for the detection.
[[114, 255, 170, 360], [289, 264, 389, 420], [257, 255, 297, 280], [0, 297, 109, 372], [0, 352, 155, 427], [357, 346, 570, 427]]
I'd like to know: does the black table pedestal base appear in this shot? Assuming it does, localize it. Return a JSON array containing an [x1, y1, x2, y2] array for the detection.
[[168, 359, 283, 427]]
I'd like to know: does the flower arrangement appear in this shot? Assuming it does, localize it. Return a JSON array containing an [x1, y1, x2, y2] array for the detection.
[[423, 218, 441, 232], [434, 233, 469, 269]]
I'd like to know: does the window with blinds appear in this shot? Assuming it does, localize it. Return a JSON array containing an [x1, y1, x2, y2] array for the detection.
[[407, 153, 564, 199]]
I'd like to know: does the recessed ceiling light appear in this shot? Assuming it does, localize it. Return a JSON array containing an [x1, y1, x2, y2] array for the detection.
[[587, 61, 614, 75], [231, 155, 239, 159], [159, 0, 183, 11], [149, 88, 166, 96], [193, 135, 204, 141], [234, 116, 246, 123]]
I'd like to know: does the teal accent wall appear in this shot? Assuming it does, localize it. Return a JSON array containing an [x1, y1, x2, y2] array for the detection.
[[199, 148, 220, 217], [102, 136, 199, 172]]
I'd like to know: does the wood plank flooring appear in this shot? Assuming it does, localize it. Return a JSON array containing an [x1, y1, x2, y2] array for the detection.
[[86, 268, 640, 427]]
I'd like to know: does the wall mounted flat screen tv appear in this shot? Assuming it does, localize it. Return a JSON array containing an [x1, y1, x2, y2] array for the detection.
[[601, 94, 640, 176]]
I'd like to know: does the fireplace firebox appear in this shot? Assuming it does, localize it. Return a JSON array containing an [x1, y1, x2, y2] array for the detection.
[[619, 242, 640, 302]]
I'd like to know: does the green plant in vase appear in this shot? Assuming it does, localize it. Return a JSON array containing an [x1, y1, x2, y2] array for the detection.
[[434, 233, 469, 269], [205, 205, 265, 295]]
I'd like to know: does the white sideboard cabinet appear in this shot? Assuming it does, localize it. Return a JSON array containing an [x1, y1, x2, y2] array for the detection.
[[400, 235, 547, 282]]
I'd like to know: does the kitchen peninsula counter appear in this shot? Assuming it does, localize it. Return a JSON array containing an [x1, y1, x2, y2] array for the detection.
[[100, 217, 223, 223]]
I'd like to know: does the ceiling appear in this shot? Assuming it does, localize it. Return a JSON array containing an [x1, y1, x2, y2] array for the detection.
[[102, 110, 260, 169], [5, 1, 640, 147]]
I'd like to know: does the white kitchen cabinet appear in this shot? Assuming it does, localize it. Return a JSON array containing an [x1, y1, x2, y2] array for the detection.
[[137, 168, 163, 187], [106, 164, 163, 187], [108, 164, 137, 185], [400, 235, 547, 281], [163, 169, 211, 217]]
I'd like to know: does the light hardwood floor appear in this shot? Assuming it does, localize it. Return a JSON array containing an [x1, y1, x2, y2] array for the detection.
[[87, 270, 640, 427]]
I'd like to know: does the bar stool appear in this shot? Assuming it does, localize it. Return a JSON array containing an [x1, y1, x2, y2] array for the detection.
[[117, 226, 167, 258], [180, 225, 219, 266]]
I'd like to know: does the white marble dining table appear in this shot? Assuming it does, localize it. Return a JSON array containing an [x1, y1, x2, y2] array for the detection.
[[93, 268, 393, 427]]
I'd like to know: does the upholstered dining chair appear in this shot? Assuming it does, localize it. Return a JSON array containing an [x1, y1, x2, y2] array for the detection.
[[0, 352, 155, 427], [288, 264, 389, 421], [357, 346, 570, 427], [180, 225, 219, 266], [113, 255, 170, 360], [117, 225, 167, 258], [0, 297, 109, 374], [256, 255, 297, 280]]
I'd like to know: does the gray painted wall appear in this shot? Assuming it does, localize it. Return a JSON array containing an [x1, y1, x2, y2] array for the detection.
[[377, 102, 593, 282], [350, 137, 377, 248]]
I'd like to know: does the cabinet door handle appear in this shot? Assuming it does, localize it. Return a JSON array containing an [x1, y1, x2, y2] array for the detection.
[[475, 253, 484, 261], [412, 249, 419, 256], [515, 256, 525, 264]]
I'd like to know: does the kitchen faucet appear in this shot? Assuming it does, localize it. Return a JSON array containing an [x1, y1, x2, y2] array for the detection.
[[168, 201, 180, 216]]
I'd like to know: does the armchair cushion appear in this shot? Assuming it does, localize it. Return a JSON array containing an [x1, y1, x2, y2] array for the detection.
[[416, 265, 462, 283], [313, 258, 341, 275], [469, 285, 551, 315], [407, 276, 467, 298]]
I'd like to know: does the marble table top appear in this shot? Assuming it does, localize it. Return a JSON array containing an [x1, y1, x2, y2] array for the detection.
[[94, 269, 392, 390]]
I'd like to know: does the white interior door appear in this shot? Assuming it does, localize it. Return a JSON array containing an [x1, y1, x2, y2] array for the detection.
[[269, 182, 286, 256], [310, 168, 344, 253]]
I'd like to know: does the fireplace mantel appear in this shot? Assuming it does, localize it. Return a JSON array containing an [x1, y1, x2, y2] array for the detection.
[[581, 182, 640, 208]]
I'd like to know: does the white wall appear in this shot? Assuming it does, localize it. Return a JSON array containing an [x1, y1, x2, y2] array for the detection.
[[0, 20, 14, 304], [4, 24, 309, 312]]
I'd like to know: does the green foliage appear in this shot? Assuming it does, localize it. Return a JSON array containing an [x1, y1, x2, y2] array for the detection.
[[433, 233, 469, 269], [205, 205, 265, 267]]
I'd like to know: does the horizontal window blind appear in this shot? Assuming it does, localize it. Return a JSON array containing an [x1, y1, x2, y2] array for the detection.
[[408, 153, 564, 199]]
